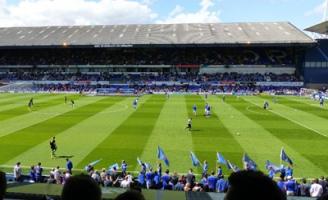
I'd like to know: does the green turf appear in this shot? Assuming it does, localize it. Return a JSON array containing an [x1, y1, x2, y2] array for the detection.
[[0, 93, 328, 178], [185, 95, 244, 174]]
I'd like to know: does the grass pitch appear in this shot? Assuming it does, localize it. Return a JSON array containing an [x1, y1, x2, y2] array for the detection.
[[0, 93, 327, 178]]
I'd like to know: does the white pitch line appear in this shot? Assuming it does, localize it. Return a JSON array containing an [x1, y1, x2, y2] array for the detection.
[[243, 98, 328, 138]]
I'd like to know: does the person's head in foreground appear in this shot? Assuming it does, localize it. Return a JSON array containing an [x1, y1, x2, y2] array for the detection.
[[114, 190, 145, 200], [61, 174, 101, 200], [0, 171, 6, 200], [224, 170, 286, 200]]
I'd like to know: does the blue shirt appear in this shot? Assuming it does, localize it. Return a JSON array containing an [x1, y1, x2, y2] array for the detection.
[[138, 173, 145, 185], [216, 178, 228, 192], [66, 160, 73, 170], [286, 168, 293, 177], [146, 172, 153, 181], [121, 163, 127, 171], [162, 174, 170, 184], [153, 174, 160, 184], [193, 105, 197, 111], [286, 180, 297, 192], [217, 168, 223, 176], [277, 180, 286, 192], [30, 170, 36, 181], [208, 175, 217, 190]]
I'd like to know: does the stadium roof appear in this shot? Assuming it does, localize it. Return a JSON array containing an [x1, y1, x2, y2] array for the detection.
[[0, 22, 314, 47], [305, 21, 328, 35]]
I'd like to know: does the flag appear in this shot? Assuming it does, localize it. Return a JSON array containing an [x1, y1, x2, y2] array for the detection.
[[227, 160, 240, 172], [137, 157, 143, 166], [280, 148, 293, 165], [84, 159, 102, 170], [108, 163, 119, 171], [145, 162, 152, 170], [217, 152, 227, 165], [190, 151, 201, 167], [242, 153, 257, 170], [265, 160, 281, 173], [157, 146, 170, 166]]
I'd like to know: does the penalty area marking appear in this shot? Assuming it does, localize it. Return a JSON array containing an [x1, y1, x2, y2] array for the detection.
[[243, 98, 328, 138]]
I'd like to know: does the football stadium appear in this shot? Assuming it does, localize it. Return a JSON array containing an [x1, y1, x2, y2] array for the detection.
[[1, 4, 328, 200]]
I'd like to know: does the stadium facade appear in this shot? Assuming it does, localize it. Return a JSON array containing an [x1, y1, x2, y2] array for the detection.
[[0, 21, 326, 93], [304, 21, 328, 87]]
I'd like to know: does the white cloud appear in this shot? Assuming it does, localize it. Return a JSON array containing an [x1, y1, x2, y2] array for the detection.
[[305, 0, 327, 19], [157, 0, 220, 24], [0, 0, 158, 27]]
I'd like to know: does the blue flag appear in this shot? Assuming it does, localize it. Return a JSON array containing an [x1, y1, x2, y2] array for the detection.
[[190, 151, 201, 167], [227, 160, 240, 172], [157, 146, 170, 166], [84, 159, 102, 170], [280, 148, 293, 166], [265, 160, 281, 173], [108, 163, 120, 171], [145, 162, 152, 170], [242, 153, 257, 170], [217, 152, 227, 165], [137, 157, 143, 166]]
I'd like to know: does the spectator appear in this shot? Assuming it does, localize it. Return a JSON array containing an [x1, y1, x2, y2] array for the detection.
[[216, 175, 229, 193], [114, 190, 145, 200], [0, 171, 6, 200], [61, 174, 101, 200], [13, 162, 22, 182], [319, 176, 327, 195], [29, 165, 36, 182], [66, 159, 73, 174], [285, 176, 297, 196], [47, 174, 56, 184], [174, 178, 185, 191], [186, 169, 195, 187], [277, 176, 286, 194], [120, 176, 131, 188], [224, 170, 286, 200], [54, 166, 62, 184], [192, 182, 202, 192], [298, 178, 310, 197], [208, 171, 218, 192], [310, 178, 323, 198], [35, 162, 43, 183]]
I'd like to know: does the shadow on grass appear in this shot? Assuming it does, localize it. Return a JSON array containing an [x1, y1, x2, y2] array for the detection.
[[55, 155, 74, 159]]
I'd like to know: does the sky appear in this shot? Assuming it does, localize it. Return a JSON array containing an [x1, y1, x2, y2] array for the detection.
[[0, 0, 327, 30]]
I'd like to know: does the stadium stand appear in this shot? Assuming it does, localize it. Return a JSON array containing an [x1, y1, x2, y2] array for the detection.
[[304, 21, 328, 87], [0, 22, 314, 94]]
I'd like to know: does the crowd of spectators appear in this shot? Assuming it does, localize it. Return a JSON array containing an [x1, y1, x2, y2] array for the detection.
[[0, 71, 300, 82], [0, 48, 294, 66], [7, 160, 328, 199]]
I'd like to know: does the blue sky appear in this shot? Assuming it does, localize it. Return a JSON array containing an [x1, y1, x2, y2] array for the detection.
[[0, 0, 326, 29]]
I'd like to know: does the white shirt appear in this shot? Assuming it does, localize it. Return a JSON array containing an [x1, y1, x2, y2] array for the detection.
[[14, 165, 22, 178], [120, 179, 131, 188], [310, 183, 323, 197]]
